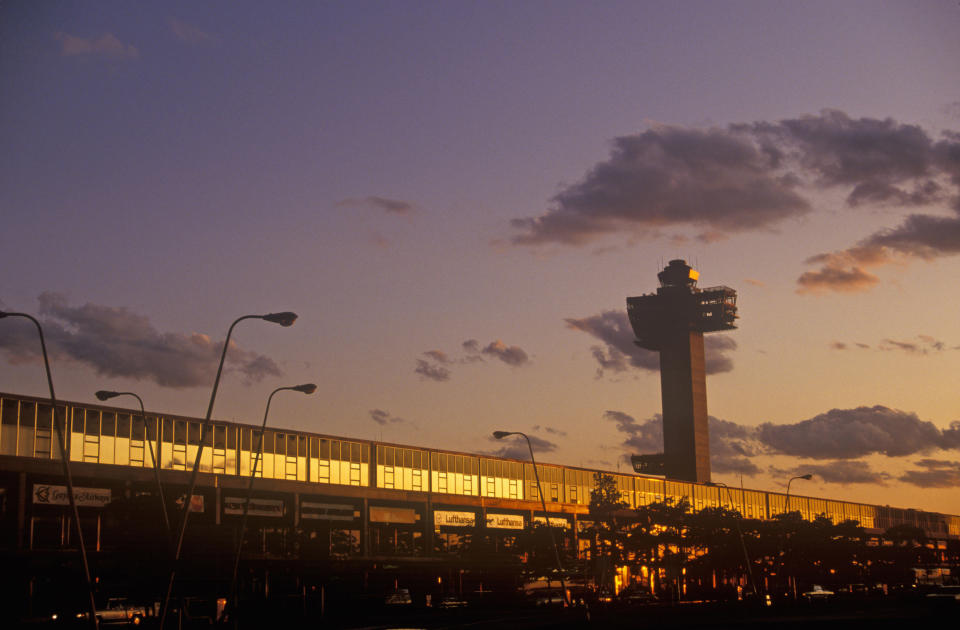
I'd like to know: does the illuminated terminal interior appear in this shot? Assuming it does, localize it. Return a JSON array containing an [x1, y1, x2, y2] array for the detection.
[[2, 391, 957, 542]]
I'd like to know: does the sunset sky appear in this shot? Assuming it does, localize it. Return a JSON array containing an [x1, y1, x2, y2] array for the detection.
[[3, 1, 960, 514]]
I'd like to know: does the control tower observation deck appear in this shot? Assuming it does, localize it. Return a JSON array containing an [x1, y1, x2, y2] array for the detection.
[[627, 260, 737, 483]]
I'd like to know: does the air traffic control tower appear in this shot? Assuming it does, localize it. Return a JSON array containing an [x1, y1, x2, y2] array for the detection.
[[627, 260, 738, 483]]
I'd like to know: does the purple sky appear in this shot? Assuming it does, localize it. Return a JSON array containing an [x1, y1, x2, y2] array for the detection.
[[3, 1, 960, 513]]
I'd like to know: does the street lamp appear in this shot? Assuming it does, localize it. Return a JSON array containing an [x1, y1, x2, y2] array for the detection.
[[230, 383, 316, 621], [785, 474, 813, 515], [492, 431, 569, 607], [94, 390, 172, 544], [783, 474, 811, 600], [709, 481, 757, 599], [160, 311, 297, 629], [1, 311, 99, 628]]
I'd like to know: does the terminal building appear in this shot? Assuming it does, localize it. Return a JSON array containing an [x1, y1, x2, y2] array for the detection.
[[2, 389, 959, 614]]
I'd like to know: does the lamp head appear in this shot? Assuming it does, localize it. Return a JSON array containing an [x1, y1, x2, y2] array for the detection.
[[492, 431, 514, 440], [262, 311, 298, 327], [95, 390, 119, 401], [292, 383, 317, 395], [800, 474, 813, 481]]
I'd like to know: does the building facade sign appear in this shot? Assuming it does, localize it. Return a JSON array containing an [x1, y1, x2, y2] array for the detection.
[[533, 516, 570, 529], [224, 496, 284, 517], [485, 513, 525, 530], [32, 484, 111, 508], [369, 506, 418, 524], [300, 501, 357, 521], [434, 510, 476, 527]]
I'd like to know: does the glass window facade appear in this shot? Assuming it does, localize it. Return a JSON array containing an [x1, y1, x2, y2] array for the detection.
[[2, 394, 957, 536]]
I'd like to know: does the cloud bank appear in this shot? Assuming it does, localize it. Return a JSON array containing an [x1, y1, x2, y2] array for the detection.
[[0, 293, 281, 388], [565, 310, 736, 377], [603, 405, 960, 484], [510, 110, 960, 294]]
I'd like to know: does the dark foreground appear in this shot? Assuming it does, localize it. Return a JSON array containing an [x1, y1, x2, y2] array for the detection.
[[22, 596, 958, 628], [42, 601, 951, 629], [324, 600, 955, 629]]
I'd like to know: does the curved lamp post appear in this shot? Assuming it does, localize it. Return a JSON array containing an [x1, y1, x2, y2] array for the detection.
[[709, 481, 757, 599], [492, 430, 569, 607], [230, 383, 316, 621], [783, 474, 811, 600], [94, 390, 172, 544], [785, 474, 813, 515], [0, 311, 99, 628], [161, 311, 296, 629]]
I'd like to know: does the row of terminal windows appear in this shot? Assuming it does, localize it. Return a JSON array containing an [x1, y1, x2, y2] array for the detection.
[[0, 398, 368, 487], [2, 396, 957, 535]]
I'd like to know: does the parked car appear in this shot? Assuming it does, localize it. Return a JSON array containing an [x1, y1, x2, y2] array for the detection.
[[75, 598, 155, 626], [617, 588, 658, 606], [436, 595, 468, 608], [802, 585, 834, 601], [532, 589, 565, 606], [384, 589, 413, 606]]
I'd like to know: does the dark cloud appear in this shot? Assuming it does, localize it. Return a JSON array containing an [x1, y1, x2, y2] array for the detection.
[[413, 358, 450, 382], [414, 338, 529, 380], [511, 110, 960, 248], [501, 108, 960, 294], [481, 340, 530, 366], [511, 125, 810, 245], [603, 410, 663, 453], [796, 262, 879, 294], [846, 180, 943, 207], [486, 433, 557, 460], [708, 417, 763, 476], [765, 110, 938, 188], [757, 406, 945, 460], [422, 350, 451, 364], [862, 212, 960, 259], [565, 310, 736, 377], [335, 195, 414, 214], [369, 409, 406, 426], [898, 459, 960, 488], [827, 336, 947, 353], [532, 425, 568, 437], [0, 293, 281, 388], [603, 410, 760, 476], [879, 336, 947, 354], [604, 402, 960, 482], [792, 116, 960, 292], [779, 461, 888, 485]]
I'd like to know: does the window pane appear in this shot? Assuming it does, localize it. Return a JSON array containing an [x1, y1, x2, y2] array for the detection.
[[101, 412, 116, 436], [117, 414, 130, 436]]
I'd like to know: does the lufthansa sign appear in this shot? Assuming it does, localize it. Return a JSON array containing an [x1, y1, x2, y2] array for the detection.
[[485, 513, 525, 530], [223, 497, 284, 517], [434, 510, 476, 527], [33, 484, 111, 508], [533, 516, 571, 529]]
